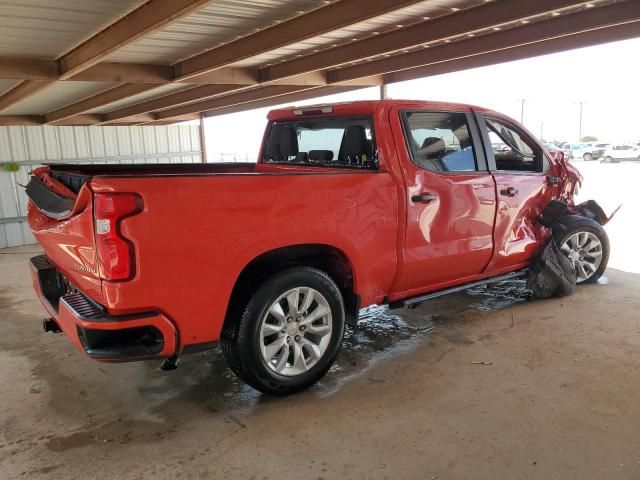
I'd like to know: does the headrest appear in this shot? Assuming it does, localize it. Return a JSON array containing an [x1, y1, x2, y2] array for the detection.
[[265, 125, 298, 159], [339, 125, 369, 162], [308, 150, 334, 162], [265, 125, 284, 159], [280, 126, 298, 157], [421, 137, 446, 156]]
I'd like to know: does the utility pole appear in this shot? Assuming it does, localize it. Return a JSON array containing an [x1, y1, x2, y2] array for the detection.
[[576, 101, 587, 141], [540, 120, 544, 141], [519, 98, 525, 123]]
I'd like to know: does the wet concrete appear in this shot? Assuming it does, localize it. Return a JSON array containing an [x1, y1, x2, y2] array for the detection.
[[1, 245, 640, 479]]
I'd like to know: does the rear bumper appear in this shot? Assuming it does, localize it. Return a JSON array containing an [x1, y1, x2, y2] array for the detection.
[[30, 255, 177, 361]]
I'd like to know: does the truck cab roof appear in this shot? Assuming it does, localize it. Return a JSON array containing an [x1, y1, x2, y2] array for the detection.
[[267, 99, 493, 121]]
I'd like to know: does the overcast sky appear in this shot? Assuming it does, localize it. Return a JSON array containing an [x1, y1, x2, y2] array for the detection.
[[204, 37, 640, 161]]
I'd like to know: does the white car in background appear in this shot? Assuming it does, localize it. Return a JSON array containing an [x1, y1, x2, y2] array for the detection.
[[561, 142, 592, 160], [585, 142, 610, 161], [601, 144, 640, 163]]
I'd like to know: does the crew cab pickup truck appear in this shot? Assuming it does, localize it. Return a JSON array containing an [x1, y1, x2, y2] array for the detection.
[[26, 100, 610, 395]]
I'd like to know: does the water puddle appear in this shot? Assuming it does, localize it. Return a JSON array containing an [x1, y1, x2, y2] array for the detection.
[[140, 280, 531, 407], [28, 278, 536, 437], [465, 279, 531, 311]]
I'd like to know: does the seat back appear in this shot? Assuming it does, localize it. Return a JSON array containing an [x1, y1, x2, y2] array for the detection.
[[338, 125, 371, 164]]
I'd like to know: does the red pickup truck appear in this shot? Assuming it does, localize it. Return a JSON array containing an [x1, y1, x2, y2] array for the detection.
[[26, 100, 609, 395]]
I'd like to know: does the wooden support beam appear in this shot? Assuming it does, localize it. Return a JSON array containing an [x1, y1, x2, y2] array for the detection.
[[259, 0, 594, 83], [0, 58, 58, 80], [0, 0, 211, 112], [4, 21, 639, 126], [58, 0, 212, 78], [385, 21, 640, 85], [155, 85, 317, 120], [331, 1, 640, 83], [0, 115, 42, 126], [43, 84, 159, 124], [48, 114, 104, 126], [0, 80, 54, 112], [203, 86, 364, 118], [101, 84, 245, 124], [70, 63, 174, 83], [174, 0, 425, 80], [145, 113, 200, 124]]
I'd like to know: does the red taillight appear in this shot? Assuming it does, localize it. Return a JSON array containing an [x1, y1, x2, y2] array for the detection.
[[94, 193, 142, 281]]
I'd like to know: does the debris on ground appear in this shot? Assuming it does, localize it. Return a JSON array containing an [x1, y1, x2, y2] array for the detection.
[[471, 361, 493, 366]]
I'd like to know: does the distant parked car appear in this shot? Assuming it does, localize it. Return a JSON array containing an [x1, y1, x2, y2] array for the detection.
[[584, 143, 610, 161], [543, 142, 560, 153], [601, 144, 640, 163], [561, 143, 592, 160]]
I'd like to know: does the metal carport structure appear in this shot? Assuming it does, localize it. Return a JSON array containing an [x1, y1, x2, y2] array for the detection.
[[0, 0, 638, 125]]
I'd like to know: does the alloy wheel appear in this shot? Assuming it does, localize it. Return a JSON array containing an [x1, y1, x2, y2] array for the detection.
[[560, 231, 603, 283], [259, 287, 333, 376]]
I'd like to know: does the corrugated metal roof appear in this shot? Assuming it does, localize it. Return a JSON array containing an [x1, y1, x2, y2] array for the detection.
[[231, 0, 484, 67], [107, 0, 325, 64], [0, 0, 145, 59], [2, 81, 115, 115]]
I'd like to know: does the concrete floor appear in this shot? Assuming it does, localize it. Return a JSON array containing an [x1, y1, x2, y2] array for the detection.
[[1, 245, 640, 480]]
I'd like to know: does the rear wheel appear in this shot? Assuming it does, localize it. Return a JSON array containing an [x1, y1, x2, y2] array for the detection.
[[604, 156, 613, 163], [583, 153, 593, 161], [221, 267, 345, 395], [554, 216, 609, 284]]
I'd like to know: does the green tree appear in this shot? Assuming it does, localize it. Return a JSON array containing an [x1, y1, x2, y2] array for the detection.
[[581, 135, 597, 142], [2, 162, 20, 173]]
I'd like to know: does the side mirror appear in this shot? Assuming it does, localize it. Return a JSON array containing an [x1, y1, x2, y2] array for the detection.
[[553, 151, 565, 163]]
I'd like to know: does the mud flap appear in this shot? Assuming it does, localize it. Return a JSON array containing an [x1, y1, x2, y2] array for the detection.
[[526, 240, 576, 298]]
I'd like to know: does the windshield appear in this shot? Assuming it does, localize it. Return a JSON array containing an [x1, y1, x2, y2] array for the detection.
[[263, 116, 377, 169]]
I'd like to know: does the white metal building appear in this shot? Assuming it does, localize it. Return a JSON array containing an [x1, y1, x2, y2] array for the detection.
[[0, 124, 202, 247]]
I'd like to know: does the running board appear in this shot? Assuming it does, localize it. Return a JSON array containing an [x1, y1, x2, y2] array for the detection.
[[388, 269, 528, 309]]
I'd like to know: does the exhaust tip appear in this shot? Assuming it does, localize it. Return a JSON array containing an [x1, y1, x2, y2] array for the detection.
[[42, 318, 61, 333]]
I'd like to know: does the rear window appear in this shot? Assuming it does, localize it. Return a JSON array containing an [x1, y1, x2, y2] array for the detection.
[[263, 116, 377, 169]]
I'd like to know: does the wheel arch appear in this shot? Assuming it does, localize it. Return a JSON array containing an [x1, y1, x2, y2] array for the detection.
[[224, 244, 360, 331]]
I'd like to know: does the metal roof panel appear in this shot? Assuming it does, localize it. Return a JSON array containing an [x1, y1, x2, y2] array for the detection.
[[0, 0, 145, 59]]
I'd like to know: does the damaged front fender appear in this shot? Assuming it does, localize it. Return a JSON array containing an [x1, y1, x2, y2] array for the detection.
[[573, 200, 621, 226]]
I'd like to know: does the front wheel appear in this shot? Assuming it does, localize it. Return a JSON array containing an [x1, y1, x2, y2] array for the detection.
[[604, 156, 613, 163], [221, 267, 345, 395], [554, 216, 610, 284], [583, 153, 593, 161]]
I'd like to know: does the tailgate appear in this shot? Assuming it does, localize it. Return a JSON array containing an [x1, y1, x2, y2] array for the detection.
[[26, 167, 103, 304]]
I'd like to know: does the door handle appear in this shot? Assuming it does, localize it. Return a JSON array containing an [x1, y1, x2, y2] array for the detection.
[[411, 193, 437, 203], [500, 186, 519, 197]]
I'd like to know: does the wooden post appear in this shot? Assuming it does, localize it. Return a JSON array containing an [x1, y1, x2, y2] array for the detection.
[[199, 113, 207, 163], [380, 83, 387, 100]]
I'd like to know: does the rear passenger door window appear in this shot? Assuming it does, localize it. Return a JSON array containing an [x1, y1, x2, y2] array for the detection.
[[402, 111, 481, 172]]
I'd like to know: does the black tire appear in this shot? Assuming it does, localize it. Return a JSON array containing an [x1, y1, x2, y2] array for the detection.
[[583, 153, 592, 161], [221, 267, 345, 396], [604, 156, 613, 163], [553, 215, 610, 284]]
